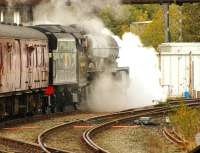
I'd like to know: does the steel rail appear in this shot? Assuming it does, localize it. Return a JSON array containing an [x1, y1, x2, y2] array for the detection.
[[83, 109, 171, 153], [82, 102, 200, 153], [37, 106, 167, 153], [38, 99, 200, 153], [38, 120, 82, 153]]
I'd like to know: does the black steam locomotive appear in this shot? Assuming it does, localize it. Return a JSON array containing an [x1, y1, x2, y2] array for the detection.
[[0, 24, 129, 119]]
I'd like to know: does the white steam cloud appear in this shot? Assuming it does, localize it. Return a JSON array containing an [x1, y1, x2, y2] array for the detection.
[[84, 33, 166, 112], [33, 0, 120, 34], [116, 33, 166, 105], [83, 73, 130, 112]]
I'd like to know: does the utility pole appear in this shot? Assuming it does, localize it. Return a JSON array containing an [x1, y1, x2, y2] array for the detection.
[[178, 5, 183, 42], [189, 51, 193, 97], [162, 4, 171, 42]]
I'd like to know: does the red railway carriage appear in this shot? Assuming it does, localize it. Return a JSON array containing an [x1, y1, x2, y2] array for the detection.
[[0, 24, 49, 94], [0, 24, 49, 118]]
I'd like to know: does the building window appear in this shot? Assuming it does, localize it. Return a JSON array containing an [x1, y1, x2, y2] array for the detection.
[[4, 10, 14, 23], [14, 11, 20, 24], [0, 11, 3, 22], [3, 9, 20, 24]]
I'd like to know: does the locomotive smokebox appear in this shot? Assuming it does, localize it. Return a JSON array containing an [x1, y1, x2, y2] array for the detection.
[[86, 34, 119, 59], [86, 34, 119, 72]]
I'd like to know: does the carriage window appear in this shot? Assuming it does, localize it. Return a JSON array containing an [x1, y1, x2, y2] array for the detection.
[[42, 47, 45, 66], [58, 41, 76, 52], [26, 45, 34, 67], [7, 42, 13, 70], [36, 48, 38, 67], [0, 44, 2, 67], [37, 47, 41, 66], [0, 43, 2, 86], [36, 47, 45, 67], [27, 51, 31, 67]]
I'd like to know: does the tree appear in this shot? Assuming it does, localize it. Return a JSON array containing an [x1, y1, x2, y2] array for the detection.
[[182, 3, 200, 42], [140, 8, 164, 48], [98, 4, 200, 49], [98, 5, 159, 37], [140, 4, 181, 48]]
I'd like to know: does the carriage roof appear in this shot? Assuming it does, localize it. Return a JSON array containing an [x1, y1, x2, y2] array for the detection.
[[0, 24, 47, 40]]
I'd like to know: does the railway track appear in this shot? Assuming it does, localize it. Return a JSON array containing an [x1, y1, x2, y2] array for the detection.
[[82, 101, 200, 153], [82, 108, 171, 153], [0, 99, 199, 153], [37, 107, 166, 153], [0, 111, 96, 153], [37, 111, 137, 153], [37, 100, 200, 153]]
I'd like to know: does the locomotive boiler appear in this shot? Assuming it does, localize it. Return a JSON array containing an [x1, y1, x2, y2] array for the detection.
[[86, 34, 119, 72]]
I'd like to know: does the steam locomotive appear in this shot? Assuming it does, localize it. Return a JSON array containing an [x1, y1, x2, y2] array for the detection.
[[0, 24, 129, 119]]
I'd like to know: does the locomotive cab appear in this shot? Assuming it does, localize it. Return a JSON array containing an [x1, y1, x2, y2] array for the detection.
[[32, 25, 88, 112], [53, 36, 77, 85]]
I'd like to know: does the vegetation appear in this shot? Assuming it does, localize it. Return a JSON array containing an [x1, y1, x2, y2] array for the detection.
[[140, 7, 164, 48], [98, 4, 159, 37], [169, 103, 200, 150], [182, 3, 200, 42], [98, 3, 200, 49]]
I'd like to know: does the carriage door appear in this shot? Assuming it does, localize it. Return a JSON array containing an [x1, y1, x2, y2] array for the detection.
[[14, 40, 21, 89], [26, 44, 34, 89], [37, 45, 47, 88]]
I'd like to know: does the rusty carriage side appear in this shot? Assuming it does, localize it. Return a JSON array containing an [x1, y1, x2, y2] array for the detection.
[[0, 24, 49, 120]]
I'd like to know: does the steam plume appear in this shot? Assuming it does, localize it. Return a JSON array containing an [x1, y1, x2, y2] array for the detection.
[[84, 33, 166, 112], [116, 33, 166, 105], [33, 0, 120, 34]]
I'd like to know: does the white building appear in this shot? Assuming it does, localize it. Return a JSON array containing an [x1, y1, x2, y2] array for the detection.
[[0, 0, 44, 25], [158, 43, 200, 98]]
